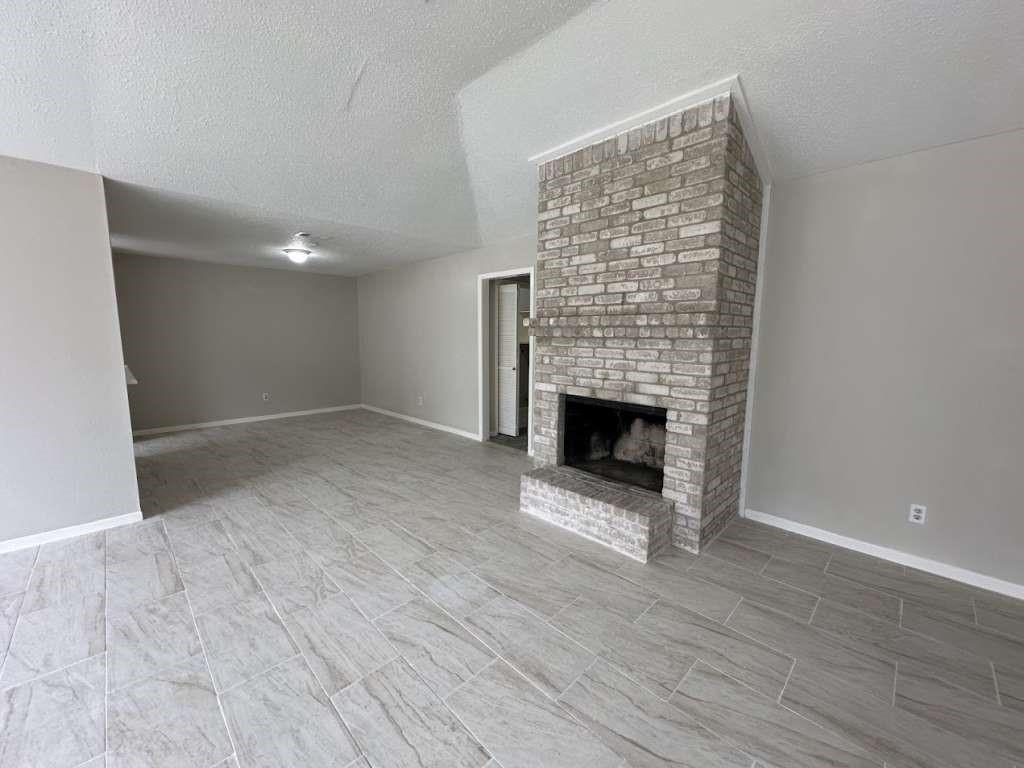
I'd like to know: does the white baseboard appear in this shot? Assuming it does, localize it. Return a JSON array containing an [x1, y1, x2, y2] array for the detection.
[[358, 404, 480, 441], [132, 404, 363, 436], [0, 511, 143, 554], [744, 508, 1024, 600]]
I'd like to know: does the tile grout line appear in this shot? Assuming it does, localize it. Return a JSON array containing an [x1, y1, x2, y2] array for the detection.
[[687, 657, 875, 762], [722, 595, 745, 625], [991, 661, 1003, 706], [665, 660, 759, 768], [0, 546, 41, 688], [216, 651, 305, 697], [632, 595, 659, 624], [240, 549, 365, 756], [440, 657, 500, 704], [161, 519, 242, 766], [555, 654, 600, 702], [776, 657, 798, 703], [805, 595, 823, 625], [364, 530, 614, 743]]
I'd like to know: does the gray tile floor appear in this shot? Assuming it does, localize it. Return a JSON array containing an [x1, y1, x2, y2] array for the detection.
[[2, 408, 1023, 767]]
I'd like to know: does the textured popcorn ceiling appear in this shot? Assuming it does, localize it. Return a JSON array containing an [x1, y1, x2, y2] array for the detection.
[[2, 0, 1022, 275]]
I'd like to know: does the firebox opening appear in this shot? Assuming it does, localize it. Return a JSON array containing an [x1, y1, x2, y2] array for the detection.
[[560, 394, 667, 492]]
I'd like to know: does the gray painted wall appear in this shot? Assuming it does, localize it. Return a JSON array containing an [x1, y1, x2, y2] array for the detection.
[[746, 129, 1024, 584], [357, 236, 534, 435], [115, 254, 361, 430], [0, 156, 139, 542]]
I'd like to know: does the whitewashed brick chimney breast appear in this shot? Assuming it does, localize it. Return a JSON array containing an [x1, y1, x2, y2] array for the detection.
[[530, 95, 763, 552]]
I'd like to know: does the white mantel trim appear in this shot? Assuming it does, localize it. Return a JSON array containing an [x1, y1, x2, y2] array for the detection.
[[527, 74, 773, 183]]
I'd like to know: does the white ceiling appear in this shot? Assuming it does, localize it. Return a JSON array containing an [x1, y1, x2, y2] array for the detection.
[[3, 0, 1022, 275]]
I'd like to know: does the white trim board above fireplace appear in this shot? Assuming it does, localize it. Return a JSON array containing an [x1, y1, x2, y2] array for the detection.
[[527, 74, 774, 184]]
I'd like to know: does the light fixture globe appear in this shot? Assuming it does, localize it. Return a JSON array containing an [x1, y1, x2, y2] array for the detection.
[[283, 247, 310, 264]]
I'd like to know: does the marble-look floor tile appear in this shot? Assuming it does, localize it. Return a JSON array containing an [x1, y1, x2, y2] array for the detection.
[[23, 533, 105, 613], [726, 599, 895, 701], [827, 549, 906, 579], [811, 599, 998, 700], [178, 551, 262, 617], [0, 654, 105, 768], [333, 657, 489, 768], [105, 550, 183, 613], [122, 409, 1024, 768], [472, 557, 577, 618], [704, 539, 772, 573], [107, 591, 202, 691], [222, 655, 359, 768], [158, 499, 221, 536], [719, 520, 835, 569], [106, 655, 232, 768], [284, 593, 397, 696], [0, 592, 23, 665], [220, 516, 301, 567], [322, 552, 418, 620], [480, 524, 569, 565], [447, 660, 623, 768], [902, 600, 1024, 670], [559, 556, 657, 621], [403, 553, 499, 618], [196, 594, 298, 692], [463, 595, 594, 698], [895, 665, 1024, 763], [292, 520, 368, 562], [0, 548, 37, 597], [374, 597, 493, 699], [399, 519, 499, 570], [255, 479, 309, 507], [510, 513, 633, 573], [269, 500, 336, 534], [782, 662, 1012, 768], [471, 531, 561, 573], [975, 593, 1024, 640], [637, 599, 793, 699], [167, 520, 237, 571], [356, 521, 434, 568], [761, 556, 899, 622], [826, 557, 975, 621], [688, 556, 819, 622], [1, 592, 104, 688], [996, 664, 1024, 712], [105, 520, 172, 565], [671, 661, 879, 768], [558, 659, 752, 768], [552, 597, 694, 699], [251, 553, 340, 614], [615, 558, 741, 622]]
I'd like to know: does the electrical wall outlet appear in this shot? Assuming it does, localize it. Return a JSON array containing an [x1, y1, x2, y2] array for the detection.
[[908, 504, 927, 525], [416, 395, 424, 406], [261, 392, 271, 402]]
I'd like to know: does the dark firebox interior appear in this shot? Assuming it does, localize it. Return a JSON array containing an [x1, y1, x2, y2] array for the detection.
[[561, 394, 667, 492]]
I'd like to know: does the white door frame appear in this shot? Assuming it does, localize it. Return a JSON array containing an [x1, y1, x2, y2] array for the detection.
[[477, 267, 535, 455]]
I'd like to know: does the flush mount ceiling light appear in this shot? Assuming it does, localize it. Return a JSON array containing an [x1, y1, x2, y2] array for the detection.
[[282, 232, 315, 264], [282, 247, 311, 264]]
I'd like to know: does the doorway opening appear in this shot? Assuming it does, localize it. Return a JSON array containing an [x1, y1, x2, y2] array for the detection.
[[477, 268, 533, 454]]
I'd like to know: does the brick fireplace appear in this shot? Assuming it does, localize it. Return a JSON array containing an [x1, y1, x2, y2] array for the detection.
[[521, 94, 763, 557]]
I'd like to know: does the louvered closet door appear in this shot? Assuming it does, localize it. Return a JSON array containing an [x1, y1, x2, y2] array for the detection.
[[496, 283, 519, 437]]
